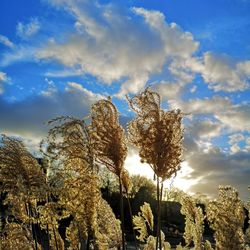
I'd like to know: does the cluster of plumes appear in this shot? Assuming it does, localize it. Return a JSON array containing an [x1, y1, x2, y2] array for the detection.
[[42, 116, 95, 170], [0, 113, 124, 249], [37, 202, 65, 250], [0, 222, 37, 250], [178, 191, 213, 250], [133, 202, 154, 242], [90, 99, 127, 178], [90, 98, 130, 249], [120, 169, 132, 194], [95, 199, 122, 249], [133, 202, 171, 249], [41, 116, 98, 248], [127, 88, 184, 250], [245, 187, 250, 246], [0, 135, 47, 202], [43, 116, 122, 249], [175, 242, 213, 250], [0, 135, 47, 249], [127, 88, 184, 181], [206, 186, 245, 250]]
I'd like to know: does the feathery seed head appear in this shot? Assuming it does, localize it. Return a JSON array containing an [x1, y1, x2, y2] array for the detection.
[[127, 88, 184, 181], [90, 98, 127, 177]]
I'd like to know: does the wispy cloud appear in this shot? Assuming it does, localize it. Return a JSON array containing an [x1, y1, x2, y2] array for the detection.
[[16, 18, 40, 40], [0, 72, 8, 94], [0, 45, 37, 66], [0, 34, 14, 48], [44, 68, 83, 78]]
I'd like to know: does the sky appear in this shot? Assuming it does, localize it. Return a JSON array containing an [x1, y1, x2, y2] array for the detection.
[[0, 0, 250, 200]]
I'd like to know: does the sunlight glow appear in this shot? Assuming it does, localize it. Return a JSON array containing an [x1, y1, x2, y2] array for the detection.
[[125, 149, 197, 193]]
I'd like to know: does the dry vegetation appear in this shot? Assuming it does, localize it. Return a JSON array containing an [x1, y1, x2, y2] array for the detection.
[[0, 88, 249, 250]]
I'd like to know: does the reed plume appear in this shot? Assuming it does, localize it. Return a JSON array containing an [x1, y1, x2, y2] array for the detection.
[[0, 135, 47, 249], [41, 116, 100, 249], [127, 88, 184, 249], [90, 98, 127, 249], [206, 186, 245, 250]]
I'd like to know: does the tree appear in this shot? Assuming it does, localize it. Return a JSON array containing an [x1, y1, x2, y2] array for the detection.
[[129, 175, 156, 199]]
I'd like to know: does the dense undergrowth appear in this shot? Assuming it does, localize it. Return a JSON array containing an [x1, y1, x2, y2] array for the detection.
[[0, 88, 249, 250]]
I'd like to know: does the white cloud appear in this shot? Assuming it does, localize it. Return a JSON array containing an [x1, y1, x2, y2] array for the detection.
[[183, 136, 250, 200], [216, 104, 250, 132], [168, 51, 250, 93], [245, 137, 250, 151], [187, 120, 222, 140], [65, 81, 104, 100], [172, 96, 250, 134], [229, 133, 245, 145], [133, 8, 199, 58], [190, 85, 197, 93], [0, 72, 7, 82], [37, 1, 199, 96], [174, 96, 232, 114], [152, 81, 186, 103], [41, 78, 57, 97], [199, 52, 250, 92], [0, 46, 36, 67], [230, 144, 241, 153], [16, 18, 40, 40], [0, 34, 14, 48], [45, 68, 83, 78], [0, 72, 8, 94]]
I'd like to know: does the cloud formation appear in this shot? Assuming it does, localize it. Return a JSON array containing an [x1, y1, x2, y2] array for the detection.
[[0, 72, 8, 94], [37, 1, 199, 96], [185, 141, 250, 200], [0, 81, 103, 141], [16, 18, 40, 40], [201, 52, 250, 92], [187, 120, 222, 140], [0, 34, 14, 48], [0, 45, 37, 67]]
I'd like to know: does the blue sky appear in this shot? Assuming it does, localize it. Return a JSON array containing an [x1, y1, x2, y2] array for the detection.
[[0, 0, 250, 199]]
